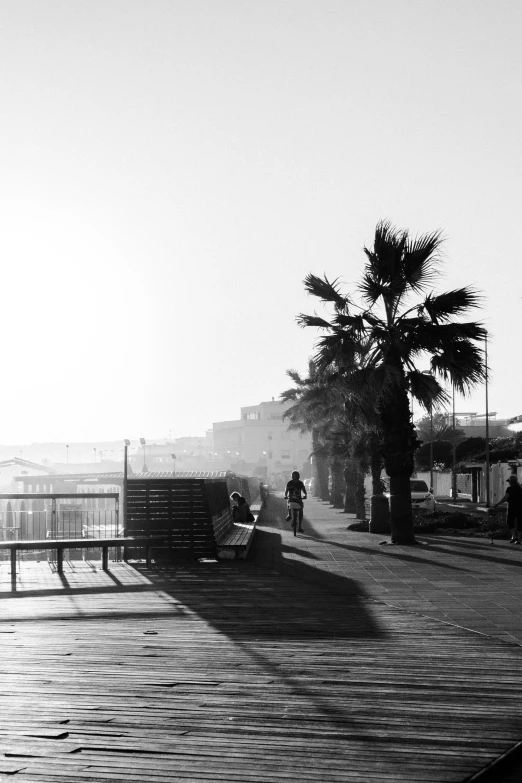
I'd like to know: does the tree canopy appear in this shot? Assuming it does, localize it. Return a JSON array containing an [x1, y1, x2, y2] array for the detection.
[[298, 220, 485, 543]]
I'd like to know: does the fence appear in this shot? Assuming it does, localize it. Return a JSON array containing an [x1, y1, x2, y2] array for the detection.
[[0, 493, 120, 560]]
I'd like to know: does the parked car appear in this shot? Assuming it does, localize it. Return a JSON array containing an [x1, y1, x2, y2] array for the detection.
[[384, 479, 436, 512]]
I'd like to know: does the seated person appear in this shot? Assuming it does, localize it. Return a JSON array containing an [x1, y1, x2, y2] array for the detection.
[[234, 495, 252, 523], [230, 491, 251, 522]]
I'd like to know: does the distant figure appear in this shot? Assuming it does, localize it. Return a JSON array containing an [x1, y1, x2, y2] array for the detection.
[[259, 481, 268, 507], [284, 470, 307, 530], [493, 474, 522, 543]]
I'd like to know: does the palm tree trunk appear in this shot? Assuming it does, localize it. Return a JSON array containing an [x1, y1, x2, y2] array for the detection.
[[312, 430, 328, 499], [369, 435, 390, 532], [330, 457, 345, 508], [380, 386, 416, 544], [370, 436, 383, 495], [343, 459, 356, 513], [355, 466, 366, 520]]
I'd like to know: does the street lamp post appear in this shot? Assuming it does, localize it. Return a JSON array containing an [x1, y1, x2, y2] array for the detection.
[[429, 407, 434, 493], [93, 447, 96, 464], [140, 438, 148, 473], [451, 386, 457, 500], [485, 331, 490, 506], [123, 439, 130, 534], [66, 444, 69, 464], [171, 453, 176, 476]]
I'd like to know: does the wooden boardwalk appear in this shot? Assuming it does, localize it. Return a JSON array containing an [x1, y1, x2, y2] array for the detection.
[[2, 513, 522, 780]]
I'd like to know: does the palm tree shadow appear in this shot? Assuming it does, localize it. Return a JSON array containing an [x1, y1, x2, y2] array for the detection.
[[416, 537, 522, 569], [141, 524, 386, 642], [295, 532, 476, 573], [261, 496, 474, 574], [104, 498, 382, 641]]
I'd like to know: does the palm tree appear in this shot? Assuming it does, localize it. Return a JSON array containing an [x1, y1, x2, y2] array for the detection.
[[283, 363, 378, 517], [281, 363, 331, 500], [299, 220, 485, 544], [415, 412, 466, 444]]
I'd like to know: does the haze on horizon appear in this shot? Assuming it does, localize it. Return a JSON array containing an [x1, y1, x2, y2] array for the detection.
[[0, 0, 520, 445]]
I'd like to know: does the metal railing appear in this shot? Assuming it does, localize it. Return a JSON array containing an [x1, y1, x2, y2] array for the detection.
[[0, 493, 120, 561]]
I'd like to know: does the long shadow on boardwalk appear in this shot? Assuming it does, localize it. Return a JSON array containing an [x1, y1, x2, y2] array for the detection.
[[1, 496, 385, 642], [4, 498, 522, 781]]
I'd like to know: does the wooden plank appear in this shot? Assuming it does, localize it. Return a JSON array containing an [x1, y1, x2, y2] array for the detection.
[[2, 552, 522, 782]]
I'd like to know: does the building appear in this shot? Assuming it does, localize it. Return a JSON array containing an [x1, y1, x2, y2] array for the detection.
[[442, 412, 517, 439], [128, 433, 215, 474], [212, 399, 313, 485], [0, 457, 55, 491]]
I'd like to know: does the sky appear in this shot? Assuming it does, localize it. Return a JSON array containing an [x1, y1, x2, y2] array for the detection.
[[0, 0, 520, 444]]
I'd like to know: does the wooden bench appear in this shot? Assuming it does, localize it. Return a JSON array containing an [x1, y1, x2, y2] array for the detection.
[[0, 536, 168, 591], [215, 502, 261, 560]]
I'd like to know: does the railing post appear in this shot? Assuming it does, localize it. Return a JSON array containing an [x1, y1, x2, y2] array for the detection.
[[10, 549, 17, 591], [57, 546, 64, 575], [48, 497, 57, 566], [51, 497, 57, 538]]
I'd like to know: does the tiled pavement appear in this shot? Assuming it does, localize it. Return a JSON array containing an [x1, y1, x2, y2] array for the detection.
[[257, 494, 522, 647]]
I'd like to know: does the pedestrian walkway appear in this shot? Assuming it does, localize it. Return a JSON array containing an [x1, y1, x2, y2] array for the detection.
[[1, 495, 522, 782], [272, 495, 522, 646]]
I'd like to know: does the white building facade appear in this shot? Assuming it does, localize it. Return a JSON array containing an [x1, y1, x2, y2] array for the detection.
[[213, 399, 313, 485]]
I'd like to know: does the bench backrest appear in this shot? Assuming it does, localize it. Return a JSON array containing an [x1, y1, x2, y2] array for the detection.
[[125, 478, 231, 559]]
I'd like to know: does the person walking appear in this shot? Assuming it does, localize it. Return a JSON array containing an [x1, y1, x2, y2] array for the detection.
[[492, 474, 522, 543]]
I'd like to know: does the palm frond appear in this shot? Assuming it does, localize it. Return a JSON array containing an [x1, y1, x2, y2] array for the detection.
[[402, 230, 444, 293], [408, 321, 487, 354], [431, 341, 485, 394], [313, 333, 362, 372], [285, 369, 305, 386], [303, 274, 349, 310], [365, 220, 408, 282], [358, 273, 396, 307], [407, 370, 450, 411], [421, 288, 484, 323], [280, 388, 299, 403], [296, 313, 333, 329], [361, 310, 384, 328], [332, 313, 367, 333]]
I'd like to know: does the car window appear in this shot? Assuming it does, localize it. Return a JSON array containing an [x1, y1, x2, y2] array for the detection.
[[410, 480, 429, 492]]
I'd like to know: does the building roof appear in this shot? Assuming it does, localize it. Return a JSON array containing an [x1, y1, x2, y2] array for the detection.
[[0, 457, 55, 473], [15, 470, 230, 482]]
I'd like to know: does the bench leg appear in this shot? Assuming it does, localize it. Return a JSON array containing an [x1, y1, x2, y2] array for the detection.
[[146, 545, 152, 568], [10, 549, 16, 591], [123, 545, 129, 563], [56, 547, 64, 575], [102, 546, 109, 571]]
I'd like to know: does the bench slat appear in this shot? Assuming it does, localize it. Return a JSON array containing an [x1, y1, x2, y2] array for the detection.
[[0, 536, 166, 551], [216, 520, 256, 560]]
